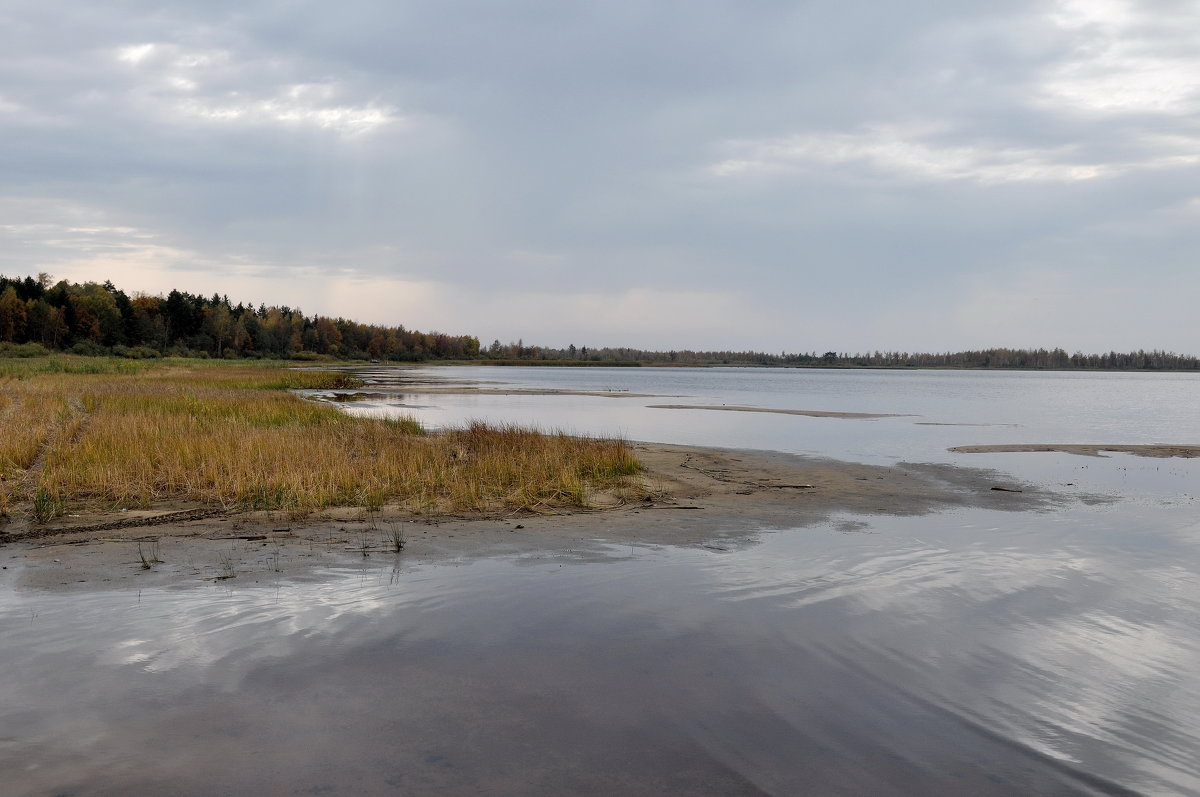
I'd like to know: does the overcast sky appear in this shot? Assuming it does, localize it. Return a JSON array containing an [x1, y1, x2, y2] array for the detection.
[[2, 0, 1198, 353]]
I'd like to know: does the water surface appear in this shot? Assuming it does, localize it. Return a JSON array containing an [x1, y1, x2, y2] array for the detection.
[[4, 367, 1200, 795]]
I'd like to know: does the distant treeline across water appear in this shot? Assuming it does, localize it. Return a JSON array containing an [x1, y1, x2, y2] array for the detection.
[[1, 274, 1196, 370], [533, 347, 1200, 371]]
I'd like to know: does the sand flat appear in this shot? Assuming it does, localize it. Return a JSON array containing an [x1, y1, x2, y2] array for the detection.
[[950, 443, 1200, 458], [648, 404, 909, 419], [368, 386, 666, 398]]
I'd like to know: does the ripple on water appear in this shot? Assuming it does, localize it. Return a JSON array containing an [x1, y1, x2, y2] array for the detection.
[[2, 499, 1200, 794]]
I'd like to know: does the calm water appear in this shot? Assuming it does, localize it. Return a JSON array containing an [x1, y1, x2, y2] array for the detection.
[[3, 367, 1200, 795], [343, 364, 1200, 460]]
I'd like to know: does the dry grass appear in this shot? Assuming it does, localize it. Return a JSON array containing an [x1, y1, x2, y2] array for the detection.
[[0, 386, 68, 471], [0, 358, 641, 522]]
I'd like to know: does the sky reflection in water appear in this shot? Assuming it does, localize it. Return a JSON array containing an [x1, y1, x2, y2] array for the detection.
[[3, 367, 1200, 794]]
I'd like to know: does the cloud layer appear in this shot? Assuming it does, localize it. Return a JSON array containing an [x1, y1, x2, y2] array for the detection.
[[2, 0, 1197, 352]]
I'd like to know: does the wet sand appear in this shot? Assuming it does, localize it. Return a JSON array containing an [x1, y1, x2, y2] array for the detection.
[[648, 404, 908, 419], [951, 443, 1200, 458], [0, 443, 1063, 592]]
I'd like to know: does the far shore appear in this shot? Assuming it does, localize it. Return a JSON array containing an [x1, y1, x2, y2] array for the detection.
[[379, 359, 1200, 373], [1, 442, 1074, 593]]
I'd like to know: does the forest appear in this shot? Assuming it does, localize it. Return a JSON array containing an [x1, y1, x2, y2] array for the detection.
[[0, 274, 480, 361], [1, 273, 1197, 370]]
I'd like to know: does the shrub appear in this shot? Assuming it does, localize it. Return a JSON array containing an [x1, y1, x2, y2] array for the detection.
[[111, 345, 162, 359], [0, 342, 51, 358], [69, 341, 108, 357]]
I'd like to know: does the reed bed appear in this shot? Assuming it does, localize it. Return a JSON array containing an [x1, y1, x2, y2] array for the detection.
[[0, 359, 641, 521]]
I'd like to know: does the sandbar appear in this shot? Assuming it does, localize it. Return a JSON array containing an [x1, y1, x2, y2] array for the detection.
[[358, 386, 665, 398], [648, 404, 910, 419], [950, 444, 1200, 458]]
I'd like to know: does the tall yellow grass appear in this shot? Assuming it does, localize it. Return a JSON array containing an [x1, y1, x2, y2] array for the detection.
[[0, 384, 67, 471], [0, 359, 641, 521]]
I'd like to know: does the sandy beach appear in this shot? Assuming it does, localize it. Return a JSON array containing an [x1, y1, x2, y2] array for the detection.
[[1, 442, 1066, 592]]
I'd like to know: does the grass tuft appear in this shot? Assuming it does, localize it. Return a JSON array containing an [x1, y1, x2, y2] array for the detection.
[[384, 523, 406, 552], [32, 487, 64, 523]]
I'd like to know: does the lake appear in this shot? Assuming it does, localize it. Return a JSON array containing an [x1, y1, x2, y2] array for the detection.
[[2, 367, 1199, 794]]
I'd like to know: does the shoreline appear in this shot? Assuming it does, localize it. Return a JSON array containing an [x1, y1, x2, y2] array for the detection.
[[2, 442, 1075, 592]]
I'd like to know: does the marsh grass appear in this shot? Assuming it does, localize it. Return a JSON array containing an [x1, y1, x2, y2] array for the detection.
[[1, 358, 641, 522], [383, 523, 406, 552]]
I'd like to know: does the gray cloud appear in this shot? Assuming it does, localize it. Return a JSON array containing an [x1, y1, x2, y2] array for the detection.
[[1, 0, 1198, 351]]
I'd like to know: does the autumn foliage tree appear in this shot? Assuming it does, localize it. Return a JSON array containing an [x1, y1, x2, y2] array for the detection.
[[0, 274, 480, 361]]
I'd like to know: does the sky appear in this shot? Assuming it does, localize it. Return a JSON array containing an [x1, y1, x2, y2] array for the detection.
[[1, 0, 1198, 354]]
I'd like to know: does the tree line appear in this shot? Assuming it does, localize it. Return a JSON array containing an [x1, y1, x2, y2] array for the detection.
[[2, 273, 1196, 370], [0, 274, 480, 361], [526, 345, 1200, 370]]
